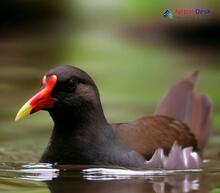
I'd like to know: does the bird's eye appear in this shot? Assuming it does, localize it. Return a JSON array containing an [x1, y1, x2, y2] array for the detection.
[[62, 79, 77, 92], [68, 79, 75, 86]]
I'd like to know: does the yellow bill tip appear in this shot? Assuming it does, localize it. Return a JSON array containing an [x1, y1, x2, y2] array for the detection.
[[15, 102, 33, 121]]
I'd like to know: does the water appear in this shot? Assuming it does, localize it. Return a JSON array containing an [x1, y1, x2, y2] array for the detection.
[[0, 161, 220, 193]]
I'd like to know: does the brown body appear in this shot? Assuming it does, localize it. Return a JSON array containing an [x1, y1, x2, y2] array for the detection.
[[113, 115, 197, 159]]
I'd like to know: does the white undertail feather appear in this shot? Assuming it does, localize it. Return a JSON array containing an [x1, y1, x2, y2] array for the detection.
[[145, 143, 201, 169]]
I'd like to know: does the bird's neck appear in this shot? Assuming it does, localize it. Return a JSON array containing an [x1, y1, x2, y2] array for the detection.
[[49, 102, 107, 132]]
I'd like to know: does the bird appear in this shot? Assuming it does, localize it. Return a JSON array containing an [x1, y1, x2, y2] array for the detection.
[[15, 65, 213, 169]]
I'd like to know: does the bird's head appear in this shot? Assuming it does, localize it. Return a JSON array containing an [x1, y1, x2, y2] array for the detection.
[[15, 65, 100, 121]]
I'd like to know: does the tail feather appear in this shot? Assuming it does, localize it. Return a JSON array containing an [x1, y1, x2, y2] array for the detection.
[[155, 71, 213, 155], [189, 95, 213, 154]]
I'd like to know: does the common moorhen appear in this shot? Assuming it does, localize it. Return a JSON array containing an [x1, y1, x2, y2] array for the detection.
[[15, 65, 213, 169]]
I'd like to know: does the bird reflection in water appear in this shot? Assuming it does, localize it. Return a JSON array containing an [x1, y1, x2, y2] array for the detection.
[[46, 171, 210, 193], [20, 164, 211, 193]]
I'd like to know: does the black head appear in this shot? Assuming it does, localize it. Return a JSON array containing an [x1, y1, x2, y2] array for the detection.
[[46, 65, 100, 109], [15, 65, 104, 122]]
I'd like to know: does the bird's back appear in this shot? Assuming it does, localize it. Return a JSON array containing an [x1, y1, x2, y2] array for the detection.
[[112, 115, 197, 159]]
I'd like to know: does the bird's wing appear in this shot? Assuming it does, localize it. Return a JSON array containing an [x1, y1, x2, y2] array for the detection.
[[112, 115, 197, 160]]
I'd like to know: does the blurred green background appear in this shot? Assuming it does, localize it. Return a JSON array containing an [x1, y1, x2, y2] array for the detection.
[[0, 0, 219, 162]]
